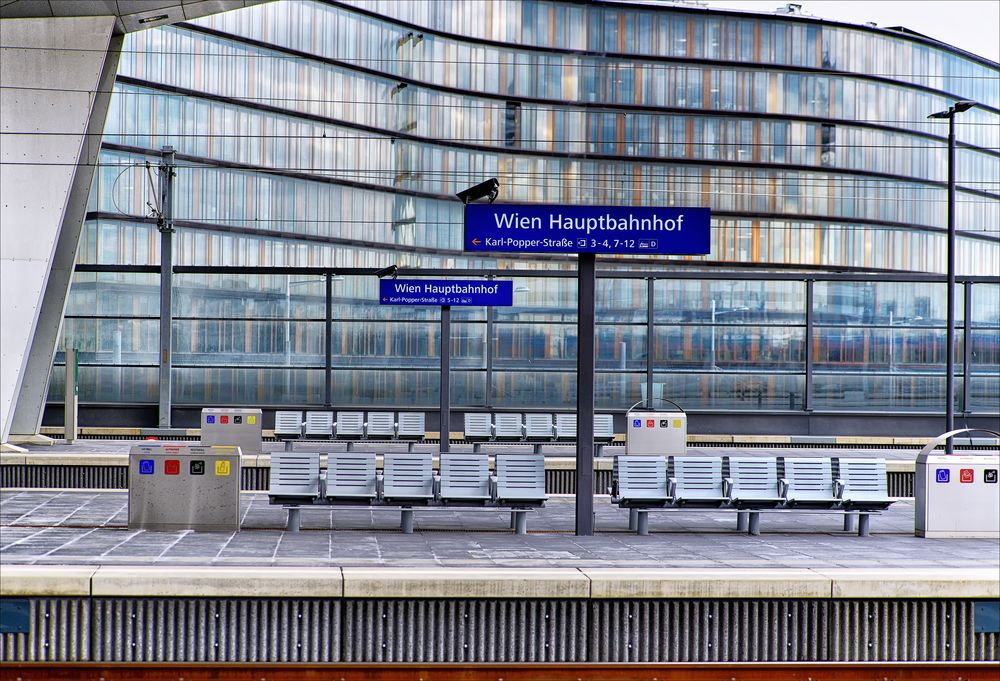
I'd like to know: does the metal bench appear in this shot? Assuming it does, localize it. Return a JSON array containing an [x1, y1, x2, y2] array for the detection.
[[782, 458, 841, 508], [438, 452, 492, 504], [494, 413, 524, 441], [464, 413, 494, 449], [273, 411, 303, 441], [554, 414, 577, 440], [493, 453, 547, 535], [837, 458, 896, 535], [326, 452, 378, 504], [726, 456, 785, 534], [671, 456, 728, 507], [335, 411, 365, 440], [304, 411, 333, 439], [366, 411, 396, 440], [611, 455, 671, 535], [268, 451, 320, 531], [382, 452, 434, 533], [397, 412, 426, 441]]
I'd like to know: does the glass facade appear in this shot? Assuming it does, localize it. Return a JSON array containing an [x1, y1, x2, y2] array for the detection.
[[54, 0, 999, 417]]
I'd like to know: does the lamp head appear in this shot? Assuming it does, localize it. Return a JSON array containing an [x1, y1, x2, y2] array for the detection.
[[953, 100, 977, 113], [456, 178, 500, 204]]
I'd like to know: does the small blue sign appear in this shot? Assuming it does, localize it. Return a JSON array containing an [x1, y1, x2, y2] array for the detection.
[[139, 459, 155, 475], [465, 204, 710, 255], [0, 600, 29, 633], [632, 419, 641, 428], [935, 468, 950, 483], [379, 279, 513, 306], [206, 415, 215, 424]]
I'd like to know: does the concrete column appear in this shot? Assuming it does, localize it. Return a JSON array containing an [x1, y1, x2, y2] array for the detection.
[[1, 17, 121, 444]]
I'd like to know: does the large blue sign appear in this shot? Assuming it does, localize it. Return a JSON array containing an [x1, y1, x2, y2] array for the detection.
[[465, 204, 711, 255], [379, 279, 513, 306]]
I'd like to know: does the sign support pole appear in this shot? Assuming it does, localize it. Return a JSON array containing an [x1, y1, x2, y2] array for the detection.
[[575, 253, 596, 535], [157, 146, 175, 428], [440, 305, 451, 453]]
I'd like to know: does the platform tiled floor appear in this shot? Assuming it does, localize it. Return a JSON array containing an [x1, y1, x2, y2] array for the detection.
[[2, 490, 996, 569]]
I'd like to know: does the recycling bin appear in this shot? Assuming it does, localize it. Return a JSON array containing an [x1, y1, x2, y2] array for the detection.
[[915, 429, 1000, 538]]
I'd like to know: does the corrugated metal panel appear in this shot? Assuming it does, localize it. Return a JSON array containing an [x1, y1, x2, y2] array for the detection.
[[242, 467, 268, 490], [887, 472, 913, 497], [544, 469, 612, 494], [341, 599, 588, 662], [1, 465, 127, 489], [830, 600, 999, 661], [589, 600, 826, 662], [0, 598, 90, 662], [91, 598, 340, 662]]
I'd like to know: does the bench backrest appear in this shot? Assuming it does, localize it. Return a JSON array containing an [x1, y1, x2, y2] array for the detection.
[[838, 458, 889, 501], [336, 412, 365, 438], [304, 411, 333, 438], [783, 457, 836, 502], [494, 413, 525, 440], [614, 455, 668, 500], [273, 411, 303, 439], [383, 452, 434, 499], [326, 452, 377, 499], [594, 414, 615, 442], [672, 456, 725, 499], [555, 414, 577, 439], [464, 413, 493, 440], [439, 453, 491, 500], [729, 456, 780, 498], [525, 413, 555, 439], [397, 412, 426, 439], [366, 411, 396, 439], [495, 454, 546, 502], [269, 451, 319, 498]]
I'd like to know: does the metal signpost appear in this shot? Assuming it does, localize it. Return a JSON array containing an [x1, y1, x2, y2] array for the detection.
[[380, 279, 513, 451], [465, 204, 711, 535]]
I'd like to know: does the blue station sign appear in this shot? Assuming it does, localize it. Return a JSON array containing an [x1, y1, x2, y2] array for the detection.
[[465, 204, 711, 255], [379, 279, 513, 306]]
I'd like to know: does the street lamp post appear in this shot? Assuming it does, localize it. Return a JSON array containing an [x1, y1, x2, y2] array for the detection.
[[928, 100, 977, 454]]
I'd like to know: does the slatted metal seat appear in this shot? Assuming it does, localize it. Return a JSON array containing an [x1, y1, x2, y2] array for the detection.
[[494, 453, 547, 535], [524, 413, 555, 440], [671, 456, 728, 507], [726, 457, 785, 509], [781, 458, 841, 508], [366, 411, 396, 439], [837, 458, 896, 535], [594, 414, 615, 442], [382, 452, 435, 533], [335, 412, 365, 439], [554, 414, 576, 440], [304, 411, 333, 439], [438, 452, 491, 503], [464, 413, 493, 441], [494, 413, 525, 440], [325, 452, 377, 502], [397, 412, 426, 440], [273, 411, 303, 440], [269, 451, 320, 501]]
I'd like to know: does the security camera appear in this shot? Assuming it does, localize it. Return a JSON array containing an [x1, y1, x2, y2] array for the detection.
[[456, 178, 499, 204], [374, 265, 398, 279]]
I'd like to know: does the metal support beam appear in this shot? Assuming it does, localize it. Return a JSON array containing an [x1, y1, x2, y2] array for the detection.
[[575, 253, 596, 536], [945, 116, 956, 454], [157, 146, 175, 429], [485, 276, 495, 409], [963, 280, 972, 417], [646, 277, 654, 407], [804, 279, 814, 413], [440, 305, 451, 452], [325, 273, 333, 407]]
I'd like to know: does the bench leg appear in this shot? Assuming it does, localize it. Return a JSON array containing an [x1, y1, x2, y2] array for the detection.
[[736, 511, 749, 532], [407, 441, 416, 452], [283, 439, 294, 452], [346, 440, 354, 452], [286, 507, 301, 533], [513, 510, 527, 536], [858, 513, 871, 537], [636, 510, 649, 536], [843, 512, 856, 533], [748, 512, 761, 536], [473, 443, 482, 453], [628, 508, 638, 532], [400, 509, 414, 534]]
